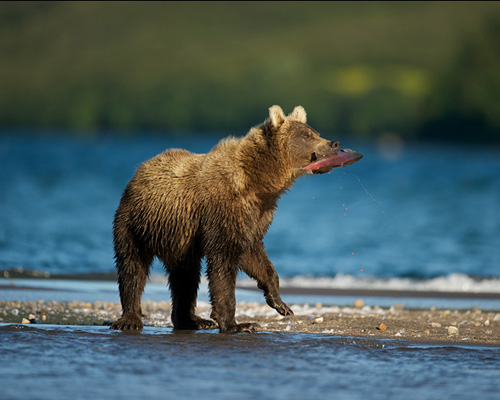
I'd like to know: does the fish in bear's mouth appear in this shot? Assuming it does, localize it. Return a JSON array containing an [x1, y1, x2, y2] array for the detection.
[[297, 149, 363, 175]]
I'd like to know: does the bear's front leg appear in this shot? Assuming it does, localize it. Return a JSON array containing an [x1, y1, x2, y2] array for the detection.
[[240, 247, 294, 318], [206, 254, 261, 333]]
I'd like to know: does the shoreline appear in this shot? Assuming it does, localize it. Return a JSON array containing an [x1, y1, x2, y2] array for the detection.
[[3, 280, 500, 300], [1, 299, 499, 347], [238, 285, 500, 300]]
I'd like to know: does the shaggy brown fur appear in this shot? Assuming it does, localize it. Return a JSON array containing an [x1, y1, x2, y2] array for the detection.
[[110, 105, 340, 333]]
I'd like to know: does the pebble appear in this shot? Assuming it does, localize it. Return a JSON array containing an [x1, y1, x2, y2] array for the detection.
[[484, 320, 490, 327], [354, 299, 364, 309], [389, 303, 404, 313], [377, 322, 387, 331], [448, 326, 459, 336], [431, 322, 441, 328], [21, 318, 30, 324], [313, 317, 324, 324]]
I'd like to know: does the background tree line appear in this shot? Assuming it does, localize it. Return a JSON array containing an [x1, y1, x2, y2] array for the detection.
[[1, 1, 499, 143]]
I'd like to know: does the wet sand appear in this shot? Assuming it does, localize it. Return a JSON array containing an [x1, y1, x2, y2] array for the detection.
[[1, 299, 499, 347]]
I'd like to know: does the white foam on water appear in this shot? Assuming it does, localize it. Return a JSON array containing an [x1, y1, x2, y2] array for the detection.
[[238, 273, 500, 294]]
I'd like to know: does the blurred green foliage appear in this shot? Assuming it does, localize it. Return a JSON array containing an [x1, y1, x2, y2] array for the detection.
[[1, 1, 499, 142]]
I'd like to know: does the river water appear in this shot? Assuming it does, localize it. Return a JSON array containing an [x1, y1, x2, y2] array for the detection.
[[1, 323, 499, 400], [1, 133, 499, 400], [1, 133, 499, 285]]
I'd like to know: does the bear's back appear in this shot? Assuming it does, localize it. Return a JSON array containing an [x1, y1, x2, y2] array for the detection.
[[120, 149, 206, 258]]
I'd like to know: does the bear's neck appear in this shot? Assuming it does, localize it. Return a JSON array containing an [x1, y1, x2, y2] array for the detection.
[[237, 127, 297, 200]]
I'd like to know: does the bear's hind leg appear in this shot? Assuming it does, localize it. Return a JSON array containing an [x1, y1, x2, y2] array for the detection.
[[110, 236, 153, 331], [168, 259, 217, 330]]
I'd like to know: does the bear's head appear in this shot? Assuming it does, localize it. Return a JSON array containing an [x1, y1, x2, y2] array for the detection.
[[266, 105, 340, 174]]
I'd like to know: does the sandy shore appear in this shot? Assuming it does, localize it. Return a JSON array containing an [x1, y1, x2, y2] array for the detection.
[[1, 299, 499, 346]]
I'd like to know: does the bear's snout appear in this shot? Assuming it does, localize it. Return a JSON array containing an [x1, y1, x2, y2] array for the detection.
[[329, 140, 341, 151], [312, 140, 340, 161]]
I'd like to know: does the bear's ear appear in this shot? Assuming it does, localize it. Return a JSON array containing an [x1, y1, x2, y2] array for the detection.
[[289, 105, 307, 123], [269, 105, 286, 129]]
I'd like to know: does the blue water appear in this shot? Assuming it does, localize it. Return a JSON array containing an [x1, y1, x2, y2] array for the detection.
[[0, 324, 499, 400], [2, 134, 500, 400], [1, 133, 499, 281]]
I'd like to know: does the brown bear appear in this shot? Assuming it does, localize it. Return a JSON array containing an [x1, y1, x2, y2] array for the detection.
[[110, 105, 341, 333]]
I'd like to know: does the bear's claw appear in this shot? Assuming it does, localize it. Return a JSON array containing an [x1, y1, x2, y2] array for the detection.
[[276, 303, 294, 318], [267, 298, 294, 318], [173, 317, 218, 330], [110, 315, 144, 331], [227, 323, 262, 333], [195, 319, 218, 330]]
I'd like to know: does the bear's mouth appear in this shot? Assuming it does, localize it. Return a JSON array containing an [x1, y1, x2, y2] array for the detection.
[[300, 149, 363, 174], [310, 147, 337, 163]]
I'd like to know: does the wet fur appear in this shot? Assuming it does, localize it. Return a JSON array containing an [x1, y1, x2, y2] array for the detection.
[[110, 105, 338, 333]]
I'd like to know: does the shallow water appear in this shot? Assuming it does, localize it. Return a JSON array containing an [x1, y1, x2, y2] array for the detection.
[[1, 323, 499, 400]]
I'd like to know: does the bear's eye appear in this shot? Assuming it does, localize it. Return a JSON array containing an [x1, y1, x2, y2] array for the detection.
[[304, 132, 313, 139]]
